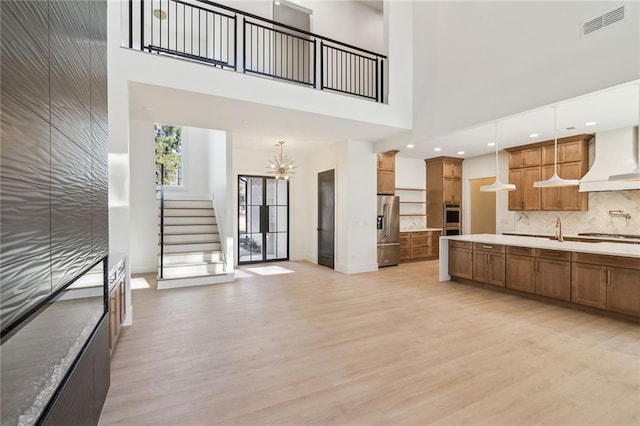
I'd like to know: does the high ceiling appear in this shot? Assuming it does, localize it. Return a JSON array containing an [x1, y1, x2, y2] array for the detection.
[[130, 80, 639, 157]]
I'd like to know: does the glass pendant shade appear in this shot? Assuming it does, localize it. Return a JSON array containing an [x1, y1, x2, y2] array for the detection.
[[533, 105, 580, 188], [481, 122, 516, 192]]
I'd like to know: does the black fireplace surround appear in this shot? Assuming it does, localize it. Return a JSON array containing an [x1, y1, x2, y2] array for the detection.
[[1, 0, 110, 424]]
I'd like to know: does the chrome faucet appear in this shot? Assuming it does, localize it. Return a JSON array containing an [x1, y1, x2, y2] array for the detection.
[[555, 217, 563, 242]]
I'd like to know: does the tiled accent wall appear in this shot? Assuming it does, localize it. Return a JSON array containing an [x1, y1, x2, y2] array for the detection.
[[514, 190, 640, 235], [0, 0, 108, 331]]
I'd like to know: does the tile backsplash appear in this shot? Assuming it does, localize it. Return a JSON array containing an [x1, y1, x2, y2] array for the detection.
[[400, 216, 427, 231], [514, 190, 640, 235]]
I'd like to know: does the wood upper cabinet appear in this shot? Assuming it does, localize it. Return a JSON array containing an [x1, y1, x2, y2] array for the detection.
[[426, 157, 463, 228], [377, 151, 398, 195], [443, 159, 462, 178], [541, 139, 586, 165], [509, 147, 541, 169], [540, 162, 588, 211], [443, 177, 462, 204], [449, 242, 472, 279], [508, 166, 540, 211], [508, 136, 590, 211]]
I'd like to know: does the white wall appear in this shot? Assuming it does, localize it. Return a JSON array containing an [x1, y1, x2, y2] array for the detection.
[[232, 142, 310, 263], [461, 152, 515, 235], [412, 1, 639, 140]]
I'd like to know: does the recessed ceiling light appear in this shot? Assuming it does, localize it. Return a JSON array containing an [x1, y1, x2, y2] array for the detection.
[[585, 121, 597, 126], [406, 144, 414, 149], [434, 147, 442, 152], [529, 133, 539, 138], [153, 9, 167, 20], [562, 126, 576, 131], [457, 151, 465, 155], [487, 142, 495, 147]]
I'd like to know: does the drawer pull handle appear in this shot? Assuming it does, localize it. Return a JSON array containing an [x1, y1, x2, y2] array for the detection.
[[481, 245, 494, 249]]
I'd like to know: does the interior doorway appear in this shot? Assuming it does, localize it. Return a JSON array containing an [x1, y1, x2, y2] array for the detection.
[[317, 170, 335, 269], [470, 177, 496, 234], [238, 175, 289, 264]]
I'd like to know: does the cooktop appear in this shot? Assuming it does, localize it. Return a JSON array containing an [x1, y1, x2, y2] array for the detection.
[[578, 233, 640, 240]]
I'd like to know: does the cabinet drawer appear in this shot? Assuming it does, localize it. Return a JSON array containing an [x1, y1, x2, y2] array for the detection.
[[449, 240, 472, 249], [411, 233, 430, 248], [535, 248, 571, 261], [399, 233, 410, 243], [507, 246, 535, 256], [572, 252, 640, 271], [473, 242, 505, 253], [412, 246, 430, 258]]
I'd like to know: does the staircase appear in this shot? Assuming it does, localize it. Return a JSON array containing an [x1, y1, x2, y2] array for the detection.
[[157, 199, 233, 289]]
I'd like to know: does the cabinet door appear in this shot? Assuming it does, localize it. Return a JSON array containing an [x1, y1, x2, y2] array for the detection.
[[449, 247, 473, 279], [443, 160, 462, 178], [508, 169, 523, 211], [377, 154, 395, 171], [540, 165, 558, 210], [571, 262, 607, 309], [559, 140, 585, 163], [607, 267, 640, 317], [557, 162, 587, 211], [536, 258, 571, 301], [443, 177, 462, 203], [506, 254, 536, 293], [377, 170, 394, 195], [411, 232, 430, 258], [522, 167, 541, 210], [399, 233, 411, 260], [487, 253, 505, 287], [472, 250, 489, 283]]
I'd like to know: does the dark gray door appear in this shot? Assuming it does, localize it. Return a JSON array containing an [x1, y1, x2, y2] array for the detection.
[[318, 170, 335, 269]]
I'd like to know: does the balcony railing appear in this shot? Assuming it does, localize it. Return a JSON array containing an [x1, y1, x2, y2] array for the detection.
[[127, 0, 386, 102]]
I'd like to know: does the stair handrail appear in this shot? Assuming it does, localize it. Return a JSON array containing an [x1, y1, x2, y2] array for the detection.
[[159, 164, 165, 279]]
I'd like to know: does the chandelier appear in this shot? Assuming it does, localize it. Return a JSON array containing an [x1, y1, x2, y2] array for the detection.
[[268, 141, 296, 180]]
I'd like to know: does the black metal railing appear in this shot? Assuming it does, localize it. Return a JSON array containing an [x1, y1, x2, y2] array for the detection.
[[156, 163, 166, 279], [128, 0, 386, 102]]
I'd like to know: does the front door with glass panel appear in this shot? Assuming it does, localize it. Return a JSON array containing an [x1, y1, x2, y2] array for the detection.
[[238, 176, 289, 264]]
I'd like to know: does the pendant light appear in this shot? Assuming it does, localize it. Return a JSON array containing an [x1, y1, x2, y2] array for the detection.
[[609, 86, 640, 181], [533, 105, 580, 188], [480, 121, 516, 192], [268, 141, 296, 180]]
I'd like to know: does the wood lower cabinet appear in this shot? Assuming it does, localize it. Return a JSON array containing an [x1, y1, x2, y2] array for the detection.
[[607, 267, 640, 317], [572, 262, 608, 309], [472, 243, 505, 287], [450, 241, 638, 318], [449, 241, 472, 279], [400, 230, 441, 261], [536, 257, 571, 301], [108, 281, 124, 356], [506, 254, 536, 293], [572, 255, 640, 316]]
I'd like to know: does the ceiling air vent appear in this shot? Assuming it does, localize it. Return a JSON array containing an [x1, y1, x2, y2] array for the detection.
[[582, 5, 626, 36]]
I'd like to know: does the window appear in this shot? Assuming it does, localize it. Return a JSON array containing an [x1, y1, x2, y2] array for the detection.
[[155, 123, 183, 187]]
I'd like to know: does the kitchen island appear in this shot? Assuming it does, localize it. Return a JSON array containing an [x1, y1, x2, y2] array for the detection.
[[440, 234, 640, 318]]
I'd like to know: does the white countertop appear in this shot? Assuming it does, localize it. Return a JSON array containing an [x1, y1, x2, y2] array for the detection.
[[401, 228, 442, 233], [442, 234, 640, 258], [503, 231, 640, 244]]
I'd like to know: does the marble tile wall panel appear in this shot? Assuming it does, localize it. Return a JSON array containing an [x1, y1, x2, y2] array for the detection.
[[514, 190, 640, 236]]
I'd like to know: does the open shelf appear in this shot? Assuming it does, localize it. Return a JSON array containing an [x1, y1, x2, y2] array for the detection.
[[396, 187, 426, 191], [400, 201, 426, 204], [400, 214, 428, 217]]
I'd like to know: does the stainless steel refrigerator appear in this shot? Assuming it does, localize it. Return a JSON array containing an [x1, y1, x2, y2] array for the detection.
[[377, 195, 400, 267]]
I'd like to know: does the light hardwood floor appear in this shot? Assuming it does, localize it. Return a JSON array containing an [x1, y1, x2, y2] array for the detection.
[[99, 260, 640, 425]]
